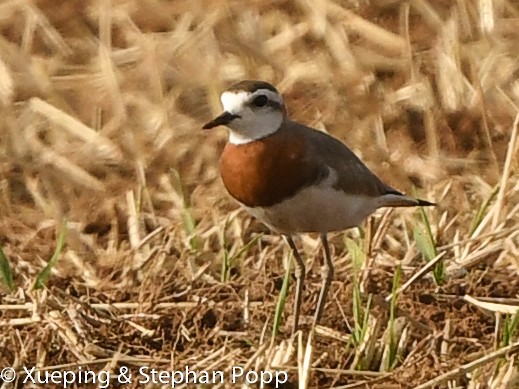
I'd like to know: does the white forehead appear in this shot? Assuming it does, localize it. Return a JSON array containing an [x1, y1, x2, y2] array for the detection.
[[220, 89, 283, 113]]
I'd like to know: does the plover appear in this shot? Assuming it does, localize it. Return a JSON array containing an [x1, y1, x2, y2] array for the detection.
[[203, 80, 434, 334]]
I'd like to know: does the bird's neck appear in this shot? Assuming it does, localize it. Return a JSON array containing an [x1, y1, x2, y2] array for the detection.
[[228, 114, 285, 145]]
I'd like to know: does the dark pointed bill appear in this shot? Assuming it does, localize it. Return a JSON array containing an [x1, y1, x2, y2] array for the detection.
[[202, 112, 241, 129]]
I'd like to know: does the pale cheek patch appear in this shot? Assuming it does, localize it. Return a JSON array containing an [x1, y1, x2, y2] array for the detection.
[[221, 92, 249, 114]]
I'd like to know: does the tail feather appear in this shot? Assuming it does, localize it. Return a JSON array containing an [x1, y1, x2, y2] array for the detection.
[[377, 193, 436, 208]]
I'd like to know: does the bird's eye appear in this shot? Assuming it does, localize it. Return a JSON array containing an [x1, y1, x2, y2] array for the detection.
[[252, 95, 268, 107]]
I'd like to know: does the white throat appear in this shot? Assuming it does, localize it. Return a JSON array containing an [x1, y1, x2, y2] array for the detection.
[[228, 116, 283, 144], [221, 90, 284, 145]]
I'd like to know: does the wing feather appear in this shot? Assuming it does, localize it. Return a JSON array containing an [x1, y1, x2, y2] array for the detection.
[[286, 121, 392, 197]]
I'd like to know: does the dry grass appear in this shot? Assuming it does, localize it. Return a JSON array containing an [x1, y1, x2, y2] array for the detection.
[[1, 0, 519, 388]]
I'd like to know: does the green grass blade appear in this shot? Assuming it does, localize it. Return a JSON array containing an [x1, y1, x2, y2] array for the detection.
[[387, 265, 402, 370], [413, 199, 445, 284], [412, 189, 438, 262], [171, 169, 201, 250], [33, 222, 67, 290], [500, 313, 519, 347], [508, 313, 519, 343], [220, 224, 263, 283], [228, 233, 263, 268], [271, 253, 292, 341], [413, 226, 436, 261], [469, 185, 499, 236], [360, 293, 372, 342], [346, 238, 366, 345], [352, 281, 362, 343], [346, 238, 365, 274], [0, 245, 14, 291], [413, 224, 444, 284], [220, 218, 230, 283], [221, 245, 229, 283], [417, 203, 434, 244]]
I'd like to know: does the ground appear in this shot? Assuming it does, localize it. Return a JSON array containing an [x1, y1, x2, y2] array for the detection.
[[0, 1, 518, 388]]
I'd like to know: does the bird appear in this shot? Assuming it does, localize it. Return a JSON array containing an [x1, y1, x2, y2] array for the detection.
[[203, 80, 434, 334]]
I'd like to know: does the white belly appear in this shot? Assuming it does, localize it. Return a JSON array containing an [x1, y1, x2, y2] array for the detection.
[[243, 185, 378, 234]]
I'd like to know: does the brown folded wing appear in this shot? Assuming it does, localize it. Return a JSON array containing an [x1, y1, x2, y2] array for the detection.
[[284, 120, 395, 198]]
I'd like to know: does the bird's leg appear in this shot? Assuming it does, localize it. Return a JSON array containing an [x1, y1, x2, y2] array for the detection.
[[314, 233, 334, 324], [284, 235, 305, 335]]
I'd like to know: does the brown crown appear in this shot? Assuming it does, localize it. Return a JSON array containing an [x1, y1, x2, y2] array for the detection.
[[226, 80, 278, 94]]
